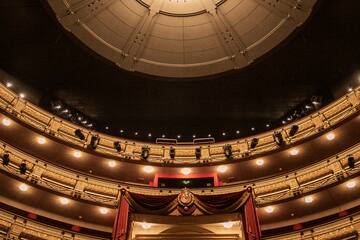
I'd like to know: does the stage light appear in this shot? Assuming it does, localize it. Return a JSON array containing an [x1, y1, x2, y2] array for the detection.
[[19, 183, 29, 192], [19, 93, 25, 98], [140, 222, 152, 229], [256, 159, 264, 166], [59, 197, 70, 205], [290, 148, 299, 156], [2, 118, 11, 126], [141, 146, 150, 160], [223, 221, 234, 229], [99, 207, 109, 214], [73, 150, 82, 158], [195, 147, 201, 160], [108, 160, 116, 168], [169, 147, 175, 159], [223, 145, 232, 158], [273, 132, 285, 146], [74, 129, 85, 140], [265, 206, 274, 213], [19, 162, 27, 174], [1, 153, 10, 166], [6, 82, 12, 88], [250, 138, 258, 149], [326, 132, 335, 141], [143, 166, 154, 173], [346, 180, 356, 189], [88, 135, 100, 150], [348, 156, 356, 169], [217, 165, 227, 173], [113, 141, 121, 152], [36, 136, 46, 145], [181, 168, 191, 175], [304, 196, 313, 203], [289, 125, 299, 137]]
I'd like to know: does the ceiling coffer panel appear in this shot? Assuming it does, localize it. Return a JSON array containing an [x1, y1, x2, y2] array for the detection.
[[47, 0, 317, 77]]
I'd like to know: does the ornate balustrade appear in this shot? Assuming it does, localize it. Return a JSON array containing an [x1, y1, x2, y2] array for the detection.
[[0, 208, 107, 240], [1, 139, 359, 207], [0, 84, 359, 165]]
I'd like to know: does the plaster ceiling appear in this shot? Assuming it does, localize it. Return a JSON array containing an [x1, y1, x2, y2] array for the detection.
[[47, 0, 318, 77]]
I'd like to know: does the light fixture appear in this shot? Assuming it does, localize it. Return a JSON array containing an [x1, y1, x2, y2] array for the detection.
[[169, 147, 175, 159], [256, 159, 264, 166], [148, 133, 152, 137], [19, 183, 29, 192], [251, 127, 255, 131], [346, 180, 356, 189], [223, 221, 234, 229], [73, 150, 82, 158], [265, 206, 274, 213], [217, 165, 227, 173], [208, 134, 211, 137], [222, 132, 226, 136], [141, 146, 150, 160], [36, 136, 46, 145], [289, 125, 299, 137], [326, 132, 335, 141], [290, 148, 299, 156], [348, 156, 356, 169], [74, 129, 85, 140], [108, 160, 116, 168], [224, 145, 232, 159], [113, 141, 121, 152], [250, 138, 258, 149], [195, 147, 201, 160], [99, 207, 109, 214], [162, 134, 166, 138], [266, 124, 270, 128], [105, 126, 109, 130], [89, 135, 100, 150], [236, 130, 240, 134], [348, 87, 353, 92], [59, 197, 70, 205], [1, 153, 10, 166], [120, 129, 124, 133], [181, 168, 191, 175], [6, 82, 12, 88], [19, 162, 27, 174], [273, 132, 285, 146], [19, 93, 25, 98], [2, 118, 11, 126], [192, 134, 196, 138], [143, 166, 154, 173], [177, 135, 181, 139], [304, 196, 314, 203], [134, 132, 138, 136], [140, 222, 152, 229]]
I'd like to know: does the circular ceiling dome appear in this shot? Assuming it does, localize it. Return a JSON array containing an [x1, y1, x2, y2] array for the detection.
[[48, 0, 317, 78]]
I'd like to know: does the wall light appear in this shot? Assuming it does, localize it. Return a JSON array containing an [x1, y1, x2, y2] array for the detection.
[[304, 196, 314, 203], [19, 183, 29, 192], [256, 159, 264, 166], [140, 222, 152, 229], [99, 207, 109, 214], [223, 221, 234, 229], [19, 93, 25, 98], [73, 150, 82, 158], [108, 160, 116, 168], [59, 197, 70, 205], [346, 180, 356, 189], [289, 148, 299, 156], [326, 132, 335, 141], [265, 206, 274, 213], [217, 165, 227, 173], [181, 168, 191, 175], [2, 118, 11, 126], [143, 166, 154, 173], [36, 136, 46, 145]]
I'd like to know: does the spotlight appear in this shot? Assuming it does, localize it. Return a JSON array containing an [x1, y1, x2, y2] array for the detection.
[[273, 132, 285, 146], [19, 162, 27, 174], [141, 146, 150, 160], [289, 125, 299, 137], [195, 147, 201, 160], [19, 93, 25, 98], [74, 129, 85, 141], [224, 145, 232, 158], [169, 147, 175, 159], [6, 82, 12, 88], [348, 156, 356, 169], [89, 135, 100, 150], [2, 153, 10, 166], [250, 138, 258, 149], [113, 141, 121, 152]]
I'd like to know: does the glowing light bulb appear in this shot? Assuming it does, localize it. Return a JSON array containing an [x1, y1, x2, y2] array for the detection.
[[73, 150, 82, 158], [217, 165, 227, 173], [36, 136, 46, 145], [223, 221, 234, 229], [99, 207, 109, 214], [2, 118, 11, 126], [59, 197, 70, 205], [256, 159, 264, 166], [346, 180, 356, 189], [265, 206, 274, 213], [326, 132, 335, 141], [290, 148, 299, 156], [304, 196, 313, 203], [108, 160, 116, 168], [143, 166, 154, 173], [140, 222, 152, 229], [19, 93, 25, 98], [19, 183, 29, 192], [181, 168, 191, 175]]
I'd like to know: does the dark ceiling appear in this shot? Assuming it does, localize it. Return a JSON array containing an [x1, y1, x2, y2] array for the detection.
[[0, 0, 359, 142]]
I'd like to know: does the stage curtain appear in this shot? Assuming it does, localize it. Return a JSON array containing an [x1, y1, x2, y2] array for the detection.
[[112, 193, 129, 240], [242, 195, 261, 240]]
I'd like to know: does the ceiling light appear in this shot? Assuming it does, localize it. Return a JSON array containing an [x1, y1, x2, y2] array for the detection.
[[208, 134, 211, 137], [59, 197, 70, 205], [140, 222, 152, 229], [19, 93, 25, 98], [217, 165, 227, 173], [19, 183, 29, 192], [348, 87, 353, 92], [113, 141, 121, 152], [181, 168, 191, 175], [236, 130, 240, 134], [74, 129, 85, 140], [290, 148, 299, 156], [266, 124, 270, 128], [73, 150, 82, 158], [36, 136, 46, 145], [223, 145, 232, 158], [222, 132, 226, 136], [120, 129, 124, 133], [192, 134, 196, 138], [256, 159, 264, 166], [251, 127, 255, 131], [223, 221, 234, 229], [289, 125, 299, 137], [169, 147, 176, 159], [177, 135, 181, 139], [2, 118, 11, 126], [105, 126, 109, 130], [141, 146, 150, 160], [265, 206, 274, 213], [134, 132, 138, 136], [143, 166, 154, 173], [250, 138, 258, 149], [148, 133, 152, 137], [304, 196, 313, 203], [6, 82, 12, 88], [162, 134, 166, 138], [326, 132, 335, 141], [108, 160, 116, 168], [346, 180, 356, 189], [99, 207, 109, 214]]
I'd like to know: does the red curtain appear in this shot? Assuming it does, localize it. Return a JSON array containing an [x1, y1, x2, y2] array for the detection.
[[112, 192, 129, 240], [243, 194, 261, 240]]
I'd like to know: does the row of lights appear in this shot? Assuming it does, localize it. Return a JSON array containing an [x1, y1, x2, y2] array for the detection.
[[17, 183, 110, 214], [263, 180, 357, 214]]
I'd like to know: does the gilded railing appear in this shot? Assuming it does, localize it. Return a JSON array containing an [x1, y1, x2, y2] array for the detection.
[[0, 83, 359, 164], [1, 139, 358, 207]]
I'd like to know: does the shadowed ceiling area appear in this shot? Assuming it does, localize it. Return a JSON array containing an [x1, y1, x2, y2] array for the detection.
[[0, 0, 359, 142]]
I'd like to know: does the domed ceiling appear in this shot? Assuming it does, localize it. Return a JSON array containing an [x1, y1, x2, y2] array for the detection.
[[48, 0, 317, 77]]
